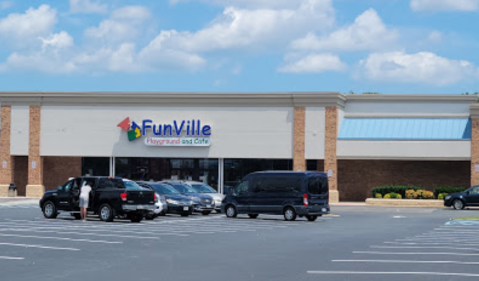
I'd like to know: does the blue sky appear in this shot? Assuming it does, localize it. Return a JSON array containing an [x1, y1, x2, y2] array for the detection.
[[0, 0, 478, 94]]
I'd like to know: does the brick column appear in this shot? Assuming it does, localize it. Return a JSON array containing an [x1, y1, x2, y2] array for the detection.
[[471, 119, 479, 186], [26, 106, 44, 198], [293, 107, 306, 171], [0, 106, 14, 196], [325, 107, 339, 203]]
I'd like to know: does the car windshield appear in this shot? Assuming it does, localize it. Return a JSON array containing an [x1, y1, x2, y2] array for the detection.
[[192, 184, 216, 193], [171, 184, 197, 193], [123, 180, 143, 190], [151, 184, 180, 194]]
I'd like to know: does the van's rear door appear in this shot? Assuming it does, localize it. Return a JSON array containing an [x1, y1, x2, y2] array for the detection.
[[307, 174, 329, 207]]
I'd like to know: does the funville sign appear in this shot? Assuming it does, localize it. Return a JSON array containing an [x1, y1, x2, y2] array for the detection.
[[117, 117, 212, 147]]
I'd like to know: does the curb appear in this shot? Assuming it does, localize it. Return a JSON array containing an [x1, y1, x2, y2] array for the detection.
[[365, 198, 444, 208]]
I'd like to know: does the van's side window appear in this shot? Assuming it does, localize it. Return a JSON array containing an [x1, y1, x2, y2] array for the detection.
[[308, 176, 328, 194], [254, 175, 301, 193]]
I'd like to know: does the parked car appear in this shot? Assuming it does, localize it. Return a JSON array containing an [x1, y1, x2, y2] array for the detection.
[[222, 171, 330, 221], [39, 176, 156, 223], [444, 186, 479, 209], [123, 179, 165, 220], [162, 181, 215, 215], [185, 181, 224, 213], [137, 181, 193, 217]]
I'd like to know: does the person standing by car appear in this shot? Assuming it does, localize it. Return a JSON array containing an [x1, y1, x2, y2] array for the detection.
[[79, 180, 92, 221]]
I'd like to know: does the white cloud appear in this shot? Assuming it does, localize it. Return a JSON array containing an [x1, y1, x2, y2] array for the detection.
[[357, 51, 479, 85], [70, 0, 107, 14], [291, 9, 397, 52], [0, 5, 57, 42], [151, 0, 334, 53], [170, 0, 303, 9], [411, 0, 479, 12], [279, 53, 346, 73], [0, 1, 13, 10], [84, 6, 151, 45], [40, 31, 74, 49]]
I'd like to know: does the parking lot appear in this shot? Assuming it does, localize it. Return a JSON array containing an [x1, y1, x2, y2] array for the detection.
[[1, 202, 479, 281]]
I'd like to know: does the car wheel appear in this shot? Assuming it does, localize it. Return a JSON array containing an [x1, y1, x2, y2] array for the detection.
[[202, 211, 211, 216], [225, 205, 237, 218], [283, 207, 297, 221], [130, 214, 143, 223], [42, 201, 58, 219], [72, 213, 82, 220], [180, 214, 189, 217], [453, 199, 465, 210], [99, 204, 114, 222], [145, 214, 155, 220], [305, 215, 318, 222], [248, 214, 258, 219], [159, 211, 166, 216]]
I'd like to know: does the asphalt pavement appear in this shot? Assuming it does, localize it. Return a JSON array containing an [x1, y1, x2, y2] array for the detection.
[[0, 202, 478, 281]]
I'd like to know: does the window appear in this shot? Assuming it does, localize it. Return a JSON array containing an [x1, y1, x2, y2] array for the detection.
[[471, 186, 479, 194], [253, 175, 301, 193], [235, 181, 249, 194], [192, 184, 216, 193], [151, 184, 180, 194], [171, 184, 196, 193], [123, 180, 144, 190], [63, 181, 73, 192], [98, 178, 124, 189], [308, 176, 329, 195]]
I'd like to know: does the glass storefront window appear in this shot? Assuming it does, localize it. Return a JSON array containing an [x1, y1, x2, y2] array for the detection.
[[114, 158, 219, 190], [82, 157, 110, 176], [224, 159, 293, 193]]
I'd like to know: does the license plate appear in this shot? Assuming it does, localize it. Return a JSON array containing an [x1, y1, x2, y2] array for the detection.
[[183, 207, 189, 211], [206, 205, 211, 208]]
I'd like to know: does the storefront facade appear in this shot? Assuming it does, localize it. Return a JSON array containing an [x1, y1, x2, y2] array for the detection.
[[0, 92, 477, 202]]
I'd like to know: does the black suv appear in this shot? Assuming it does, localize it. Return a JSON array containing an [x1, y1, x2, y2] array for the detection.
[[222, 171, 330, 221]]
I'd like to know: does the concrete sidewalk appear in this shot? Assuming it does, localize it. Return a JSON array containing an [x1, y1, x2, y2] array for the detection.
[[0, 197, 39, 205]]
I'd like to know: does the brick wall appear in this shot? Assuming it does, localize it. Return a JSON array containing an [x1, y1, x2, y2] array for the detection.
[[293, 107, 306, 171], [14, 156, 28, 196], [0, 106, 13, 185], [338, 160, 470, 201], [43, 157, 82, 191], [472, 119, 479, 186]]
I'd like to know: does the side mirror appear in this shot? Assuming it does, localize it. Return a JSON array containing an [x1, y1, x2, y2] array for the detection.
[[466, 191, 470, 195]]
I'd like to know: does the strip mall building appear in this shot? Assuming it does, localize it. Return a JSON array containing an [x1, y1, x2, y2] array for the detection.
[[0, 92, 478, 202]]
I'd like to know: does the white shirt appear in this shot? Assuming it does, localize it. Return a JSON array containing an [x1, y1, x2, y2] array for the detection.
[[80, 185, 92, 199]]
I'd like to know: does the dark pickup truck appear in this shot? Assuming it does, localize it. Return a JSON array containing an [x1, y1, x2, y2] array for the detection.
[[39, 176, 156, 223]]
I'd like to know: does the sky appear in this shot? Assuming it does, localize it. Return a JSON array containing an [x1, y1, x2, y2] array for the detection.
[[0, 0, 478, 94]]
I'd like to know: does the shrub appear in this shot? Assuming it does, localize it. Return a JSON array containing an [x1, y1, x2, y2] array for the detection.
[[438, 193, 448, 200], [396, 194, 402, 199], [384, 193, 391, 199], [389, 192, 399, 199], [405, 189, 417, 199], [371, 185, 421, 198], [375, 193, 382, 199], [422, 191, 434, 199], [433, 186, 468, 197]]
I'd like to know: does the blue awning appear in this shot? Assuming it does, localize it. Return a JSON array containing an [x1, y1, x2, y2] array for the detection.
[[338, 118, 471, 140]]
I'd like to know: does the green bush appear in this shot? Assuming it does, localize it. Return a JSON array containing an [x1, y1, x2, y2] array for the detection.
[[438, 193, 448, 200], [396, 194, 402, 199], [371, 186, 421, 198], [375, 193, 382, 199], [433, 186, 468, 197], [384, 194, 391, 199]]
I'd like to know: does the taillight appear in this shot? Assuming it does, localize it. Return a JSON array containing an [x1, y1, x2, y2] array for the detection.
[[303, 193, 309, 207], [154, 193, 157, 202], [120, 192, 127, 201]]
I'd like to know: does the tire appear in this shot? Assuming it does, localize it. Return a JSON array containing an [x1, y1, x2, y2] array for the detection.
[[180, 213, 189, 217], [225, 205, 237, 218], [98, 204, 114, 222], [158, 211, 166, 216], [42, 201, 58, 219], [453, 199, 465, 210], [283, 207, 297, 221], [72, 213, 82, 220], [248, 214, 259, 219], [202, 211, 211, 216], [305, 215, 318, 222], [216, 209, 221, 214], [145, 214, 155, 220], [130, 214, 143, 223]]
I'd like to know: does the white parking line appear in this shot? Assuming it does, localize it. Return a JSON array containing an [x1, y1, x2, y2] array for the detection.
[[307, 271, 479, 277], [385, 241, 479, 246], [332, 259, 479, 265], [0, 233, 123, 244], [354, 251, 479, 256], [0, 256, 25, 260], [0, 229, 160, 240], [371, 246, 479, 251], [0, 242, 80, 251]]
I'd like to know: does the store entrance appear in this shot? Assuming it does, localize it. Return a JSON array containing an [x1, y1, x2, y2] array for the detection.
[[114, 158, 219, 190]]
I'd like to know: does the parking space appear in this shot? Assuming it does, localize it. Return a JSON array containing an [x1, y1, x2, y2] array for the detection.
[[2, 204, 479, 281]]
